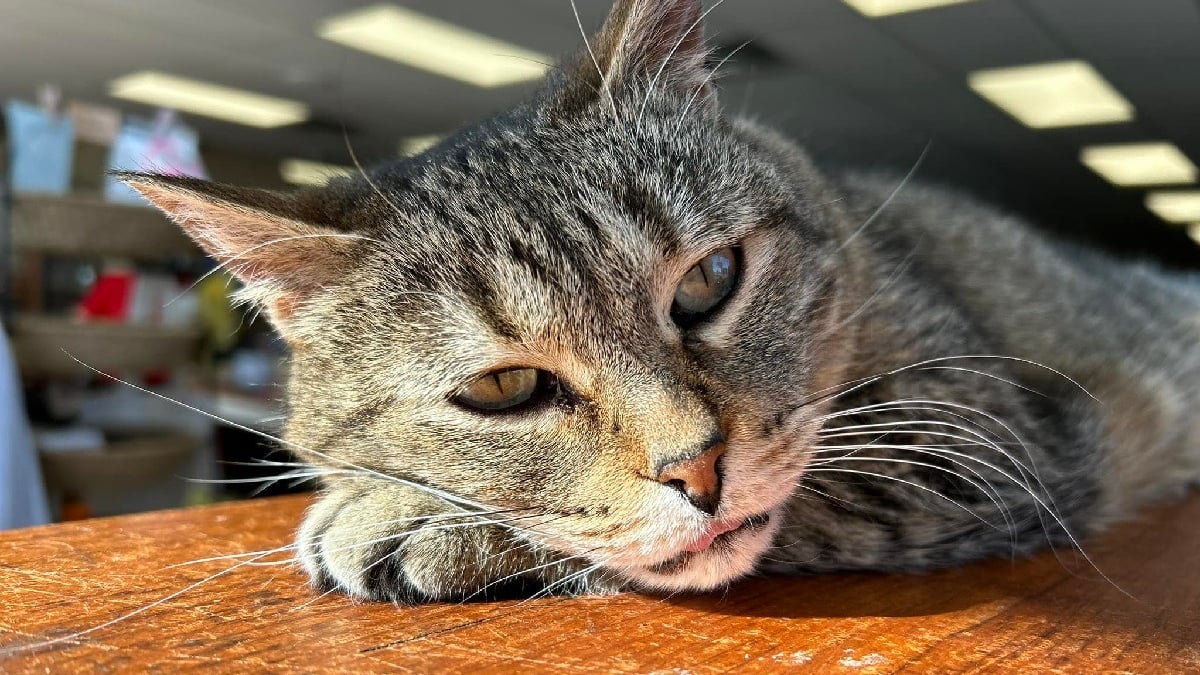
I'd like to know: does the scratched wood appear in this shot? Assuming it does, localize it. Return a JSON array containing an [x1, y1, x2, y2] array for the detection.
[[1, 495, 1198, 674]]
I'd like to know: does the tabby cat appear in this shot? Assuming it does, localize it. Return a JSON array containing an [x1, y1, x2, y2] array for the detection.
[[124, 0, 1200, 602]]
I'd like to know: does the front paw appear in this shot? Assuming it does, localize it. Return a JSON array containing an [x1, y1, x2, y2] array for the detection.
[[297, 481, 609, 602]]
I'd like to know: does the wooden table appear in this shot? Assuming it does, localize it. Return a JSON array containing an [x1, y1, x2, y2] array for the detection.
[[1, 494, 1198, 673]]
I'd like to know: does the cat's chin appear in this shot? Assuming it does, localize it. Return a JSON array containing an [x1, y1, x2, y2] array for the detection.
[[623, 507, 782, 593]]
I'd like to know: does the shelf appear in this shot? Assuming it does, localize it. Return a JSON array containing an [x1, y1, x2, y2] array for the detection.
[[9, 314, 203, 377], [39, 432, 196, 495], [10, 193, 201, 260]]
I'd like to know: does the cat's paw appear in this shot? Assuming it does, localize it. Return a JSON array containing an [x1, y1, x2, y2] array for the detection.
[[297, 481, 611, 602]]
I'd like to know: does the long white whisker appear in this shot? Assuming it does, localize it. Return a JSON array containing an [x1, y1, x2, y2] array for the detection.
[[674, 39, 752, 130], [3, 546, 287, 655], [637, 0, 731, 123], [818, 399, 1052, 504], [165, 544, 298, 569], [529, 560, 608, 600], [836, 140, 931, 252], [816, 400, 1060, 526], [61, 352, 491, 512], [807, 454, 1013, 532], [343, 131, 411, 225], [569, 0, 619, 120], [804, 467, 998, 527], [466, 551, 595, 603]]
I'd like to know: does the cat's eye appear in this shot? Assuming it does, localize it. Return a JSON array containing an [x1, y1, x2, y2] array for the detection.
[[455, 368, 559, 412], [672, 246, 740, 325]]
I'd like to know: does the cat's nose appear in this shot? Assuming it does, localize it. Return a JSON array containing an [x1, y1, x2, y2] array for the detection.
[[655, 437, 725, 516]]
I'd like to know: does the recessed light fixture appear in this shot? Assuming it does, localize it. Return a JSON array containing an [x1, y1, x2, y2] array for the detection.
[[1188, 223, 1200, 246], [1145, 191, 1200, 223], [398, 134, 444, 156], [109, 71, 309, 128], [280, 159, 353, 186], [318, 5, 551, 88], [842, 0, 977, 17], [1081, 142, 1198, 187], [968, 60, 1134, 129]]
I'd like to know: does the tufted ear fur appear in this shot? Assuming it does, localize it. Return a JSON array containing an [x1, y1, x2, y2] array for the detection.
[[119, 173, 360, 342], [565, 0, 715, 110]]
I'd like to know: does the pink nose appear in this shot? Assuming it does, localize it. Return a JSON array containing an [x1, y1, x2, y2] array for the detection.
[[656, 441, 725, 515]]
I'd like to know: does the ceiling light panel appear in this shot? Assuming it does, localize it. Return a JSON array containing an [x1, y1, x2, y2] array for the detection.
[[842, 0, 978, 17], [109, 71, 309, 128], [398, 134, 443, 156], [968, 60, 1134, 129], [280, 159, 353, 186], [1081, 142, 1197, 187], [318, 5, 551, 88], [1146, 191, 1200, 223]]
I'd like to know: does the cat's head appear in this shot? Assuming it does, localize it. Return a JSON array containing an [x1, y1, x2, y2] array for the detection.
[[126, 0, 853, 592]]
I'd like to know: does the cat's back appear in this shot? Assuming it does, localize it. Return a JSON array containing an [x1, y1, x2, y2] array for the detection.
[[835, 173, 1200, 359], [833, 173, 1200, 510]]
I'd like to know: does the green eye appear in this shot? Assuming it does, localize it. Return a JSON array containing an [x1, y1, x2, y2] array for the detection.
[[455, 368, 557, 412], [672, 246, 739, 324]]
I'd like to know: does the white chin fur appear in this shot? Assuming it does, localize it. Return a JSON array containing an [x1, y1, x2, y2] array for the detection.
[[622, 510, 782, 593]]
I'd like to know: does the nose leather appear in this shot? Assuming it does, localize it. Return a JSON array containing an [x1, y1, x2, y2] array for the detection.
[[656, 440, 725, 515]]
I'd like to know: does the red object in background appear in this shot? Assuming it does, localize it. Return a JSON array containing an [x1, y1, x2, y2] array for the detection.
[[78, 271, 135, 320]]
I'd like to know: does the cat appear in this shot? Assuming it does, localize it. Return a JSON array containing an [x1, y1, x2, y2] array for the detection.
[[122, 0, 1200, 603]]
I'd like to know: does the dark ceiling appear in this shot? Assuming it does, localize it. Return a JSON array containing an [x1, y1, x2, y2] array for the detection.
[[3, 0, 1199, 266]]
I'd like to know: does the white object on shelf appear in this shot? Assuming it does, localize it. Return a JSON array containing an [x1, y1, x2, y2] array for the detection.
[[34, 426, 106, 453], [0, 330, 51, 530]]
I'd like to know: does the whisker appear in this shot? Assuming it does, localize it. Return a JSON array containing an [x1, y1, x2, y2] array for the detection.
[[60, 352, 492, 513], [815, 399, 1068, 546], [3, 546, 287, 655], [569, 0, 619, 120], [529, 560, 608, 600], [817, 399, 1055, 509], [836, 140, 931, 252], [674, 38, 752, 130], [806, 454, 1014, 532], [795, 354, 1098, 417], [342, 127, 412, 226], [803, 467, 1000, 529], [465, 550, 597, 603], [637, 0, 731, 123]]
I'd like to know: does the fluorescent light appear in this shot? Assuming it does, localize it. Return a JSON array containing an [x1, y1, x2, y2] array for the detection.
[[968, 60, 1134, 129], [280, 159, 353, 186], [398, 134, 443, 156], [1146, 191, 1200, 223], [842, 0, 977, 17], [1081, 143, 1197, 187], [1188, 224, 1200, 246], [109, 71, 308, 128], [318, 5, 551, 88]]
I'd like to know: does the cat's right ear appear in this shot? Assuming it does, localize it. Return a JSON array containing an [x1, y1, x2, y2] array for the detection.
[[118, 172, 359, 342], [559, 0, 715, 112]]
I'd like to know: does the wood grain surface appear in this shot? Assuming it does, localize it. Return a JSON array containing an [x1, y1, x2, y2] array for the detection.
[[1, 494, 1198, 673]]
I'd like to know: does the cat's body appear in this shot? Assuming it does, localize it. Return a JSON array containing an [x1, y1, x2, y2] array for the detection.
[[771, 162, 1200, 573], [126, 0, 1199, 602]]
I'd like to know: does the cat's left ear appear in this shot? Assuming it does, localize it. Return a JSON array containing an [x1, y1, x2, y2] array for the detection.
[[118, 172, 358, 342], [567, 0, 716, 109]]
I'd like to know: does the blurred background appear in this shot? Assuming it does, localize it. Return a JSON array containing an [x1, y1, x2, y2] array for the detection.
[[2, 0, 1198, 528]]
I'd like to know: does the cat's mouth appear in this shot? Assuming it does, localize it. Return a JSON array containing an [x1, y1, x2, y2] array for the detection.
[[647, 511, 772, 575]]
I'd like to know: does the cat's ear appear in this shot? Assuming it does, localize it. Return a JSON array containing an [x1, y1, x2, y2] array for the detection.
[[119, 173, 358, 341], [568, 0, 715, 109]]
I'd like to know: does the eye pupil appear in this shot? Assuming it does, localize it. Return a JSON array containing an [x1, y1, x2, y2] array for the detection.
[[672, 246, 740, 326]]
